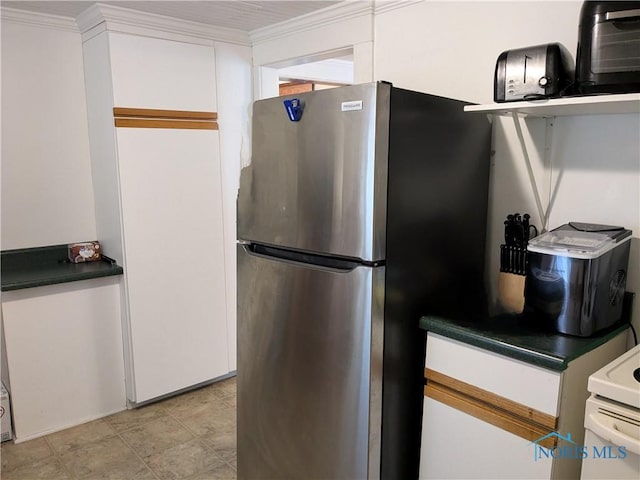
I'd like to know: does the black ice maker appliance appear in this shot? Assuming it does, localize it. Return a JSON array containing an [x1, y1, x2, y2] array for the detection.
[[525, 222, 632, 337]]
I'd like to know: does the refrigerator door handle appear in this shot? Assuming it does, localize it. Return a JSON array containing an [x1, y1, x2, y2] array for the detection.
[[241, 243, 374, 273]]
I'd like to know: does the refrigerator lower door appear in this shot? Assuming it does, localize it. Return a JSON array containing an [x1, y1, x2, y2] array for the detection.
[[237, 244, 384, 480]]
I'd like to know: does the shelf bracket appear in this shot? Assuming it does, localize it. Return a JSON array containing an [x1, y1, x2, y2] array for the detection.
[[510, 112, 548, 232]]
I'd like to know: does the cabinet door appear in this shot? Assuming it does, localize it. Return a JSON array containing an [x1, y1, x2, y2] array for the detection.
[[109, 32, 216, 112], [426, 333, 561, 416], [116, 128, 229, 402], [421, 333, 562, 479], [420, 397, 553, 479], [2, 278, 125, 440]]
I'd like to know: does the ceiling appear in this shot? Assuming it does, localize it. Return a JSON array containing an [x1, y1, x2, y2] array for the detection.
[[0, 1, 344, 31]]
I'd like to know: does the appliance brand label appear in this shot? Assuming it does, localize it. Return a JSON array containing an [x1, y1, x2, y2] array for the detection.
[[341, 100, 363, 112]]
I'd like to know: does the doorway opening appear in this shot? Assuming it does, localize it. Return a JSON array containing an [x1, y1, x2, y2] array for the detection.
[[277, 51, 353, 96], [257, 48, 354, 99]]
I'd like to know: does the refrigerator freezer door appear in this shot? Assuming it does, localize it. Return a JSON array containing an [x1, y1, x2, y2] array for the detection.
[[237, 245, 384, 479], [238, 82, 390, 262]]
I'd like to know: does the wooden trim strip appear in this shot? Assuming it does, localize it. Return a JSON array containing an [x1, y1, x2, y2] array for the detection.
[[424, 382, 558, 449], [425, 368, 557, 430], [113, 108, 217, 121], [114, 118, 218, 130]]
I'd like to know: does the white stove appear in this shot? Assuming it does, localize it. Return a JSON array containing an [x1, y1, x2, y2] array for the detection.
[[588, 343, 640, 408], [581, 344, 640, 479]]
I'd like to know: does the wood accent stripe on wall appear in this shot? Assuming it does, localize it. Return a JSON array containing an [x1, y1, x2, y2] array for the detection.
[[424, 368, 559, 449], [113, 108, 218, 130]]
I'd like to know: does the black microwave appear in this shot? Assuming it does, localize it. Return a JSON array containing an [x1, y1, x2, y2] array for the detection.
[[576, 1, 640, 94]]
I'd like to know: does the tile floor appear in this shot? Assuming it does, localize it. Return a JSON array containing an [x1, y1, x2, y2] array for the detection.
[[1, 376, 237, 480]]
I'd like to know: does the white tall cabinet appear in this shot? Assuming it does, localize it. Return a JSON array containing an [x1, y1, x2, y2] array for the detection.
[[82, 25, 232, 403]]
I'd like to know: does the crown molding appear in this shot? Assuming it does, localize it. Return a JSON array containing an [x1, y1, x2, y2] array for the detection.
[[374, 0, 424, 15], [0, 7, 79, 32], [1, 0, 419, 47], [76, 3, 250, 46], [250, 0, 374, 45], [1, 1, 420, 46]]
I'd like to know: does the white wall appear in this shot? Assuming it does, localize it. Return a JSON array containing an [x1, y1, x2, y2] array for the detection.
[[278, 58, 354, 84], [1, 19, 97, 250], [251, 3, 374, 97], [376, 1, 640, 336], [547, 114, 640, 338], [252, 12, 372, 73], [374, 1, 582, 103], [251, 0, 640, 337], [214, 41, 253, 371]]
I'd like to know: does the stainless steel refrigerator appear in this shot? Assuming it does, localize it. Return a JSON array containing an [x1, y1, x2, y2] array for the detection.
[[237, 82, 491, 479]]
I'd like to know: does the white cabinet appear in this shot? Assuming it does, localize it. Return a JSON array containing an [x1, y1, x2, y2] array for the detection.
[[421, 395, 554, 479], [116, 128, 229, 402], [83, 29, 232, 404], [419, 332, 627, 479], [1, 278, 126, 441], [108, 33, 217, 111]]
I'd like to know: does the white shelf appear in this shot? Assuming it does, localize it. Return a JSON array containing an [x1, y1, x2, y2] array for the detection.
[[464, 93, 640, 117]]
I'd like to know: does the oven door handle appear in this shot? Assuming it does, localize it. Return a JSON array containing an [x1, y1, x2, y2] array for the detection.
[[587, 413, 640, 456]]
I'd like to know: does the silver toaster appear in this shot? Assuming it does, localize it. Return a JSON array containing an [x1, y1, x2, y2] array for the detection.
[[494, 43, 574, 102]]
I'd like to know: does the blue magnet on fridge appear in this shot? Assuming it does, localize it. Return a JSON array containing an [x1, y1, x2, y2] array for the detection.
[[283, 98, 304, 122]]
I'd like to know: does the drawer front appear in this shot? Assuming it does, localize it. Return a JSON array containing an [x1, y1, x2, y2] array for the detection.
[[426, 333, 561, 416], [419, 397, 554, 479]]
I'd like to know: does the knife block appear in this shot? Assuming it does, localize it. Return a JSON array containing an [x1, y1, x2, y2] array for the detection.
[[498, 272, 526, 314]]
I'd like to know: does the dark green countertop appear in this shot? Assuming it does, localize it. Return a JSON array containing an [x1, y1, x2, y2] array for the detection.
[[420, 295, 633, 372], [1, 244, 123, 292]]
